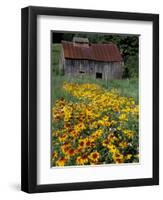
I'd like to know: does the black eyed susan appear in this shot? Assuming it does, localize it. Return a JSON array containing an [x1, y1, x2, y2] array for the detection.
[[89, 151, 100, 163], [56, 157, 68, 166], [76, 155, 88, 165], [52, 83, 139, 166]]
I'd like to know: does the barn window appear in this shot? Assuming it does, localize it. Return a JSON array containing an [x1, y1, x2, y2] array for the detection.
[[96, 72, 102, 79]]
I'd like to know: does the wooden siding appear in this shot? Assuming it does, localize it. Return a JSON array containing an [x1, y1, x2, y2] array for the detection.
[[62, 58, 123, 80]]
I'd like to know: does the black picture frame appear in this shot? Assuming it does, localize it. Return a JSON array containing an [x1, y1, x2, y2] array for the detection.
[[21, 6, 159, 193]]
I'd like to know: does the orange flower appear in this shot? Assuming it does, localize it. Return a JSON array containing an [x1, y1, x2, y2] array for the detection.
[[85, 138, 93, 148], [112, 152, 124, 163], [76, 155, 88, 165], [61, 143, 70, 154], [89, 151, 100, 163], [75, 147, 83, 154], [58, 134, 68, 142], [69, 130, 79, 138], [102, 139, 110, 147], [85, 140, 92, 147], [67, 148, 75, 156], [52, 151, 58, 159], [78, 138, 86, 148], [56, 157, 67, 166]]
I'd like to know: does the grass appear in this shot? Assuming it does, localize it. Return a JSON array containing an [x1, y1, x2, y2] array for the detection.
[[51, 74, 139, 105], [51, 44, 62, 75]]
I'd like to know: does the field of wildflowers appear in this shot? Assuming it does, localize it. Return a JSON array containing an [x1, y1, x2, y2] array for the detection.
[[51, 82, 139, 167]]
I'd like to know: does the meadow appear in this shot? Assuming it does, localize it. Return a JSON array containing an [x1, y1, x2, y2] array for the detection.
[[51, 43, 139, 167], [51, 75, 139, 105]]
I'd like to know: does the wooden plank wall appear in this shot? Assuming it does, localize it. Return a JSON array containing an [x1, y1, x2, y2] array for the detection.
[[63, 59, 123, 80]]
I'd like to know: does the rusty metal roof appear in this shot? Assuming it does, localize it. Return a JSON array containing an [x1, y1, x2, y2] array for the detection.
[[61, 41, 123, 62]]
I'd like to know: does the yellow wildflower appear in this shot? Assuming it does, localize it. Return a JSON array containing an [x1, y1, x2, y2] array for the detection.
[[76, 155, 88, 165], [126, 154, 132, 160], [89, 151, 100, 163], [119, 113, 128, 121], [56, 157, 67, 166], [123, 130, 134, 138]]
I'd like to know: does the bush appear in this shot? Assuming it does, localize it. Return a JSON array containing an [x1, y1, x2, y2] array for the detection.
[[123, 54, 139, 78]]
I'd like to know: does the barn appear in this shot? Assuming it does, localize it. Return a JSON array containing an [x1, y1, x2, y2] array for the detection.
[[60, 37, 123, 80]]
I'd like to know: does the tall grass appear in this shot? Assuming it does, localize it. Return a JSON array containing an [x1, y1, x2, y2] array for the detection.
[[51, 74, 139, 105]]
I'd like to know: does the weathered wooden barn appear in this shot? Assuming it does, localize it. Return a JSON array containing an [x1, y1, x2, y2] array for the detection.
[[60, 37, 123, 80]]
